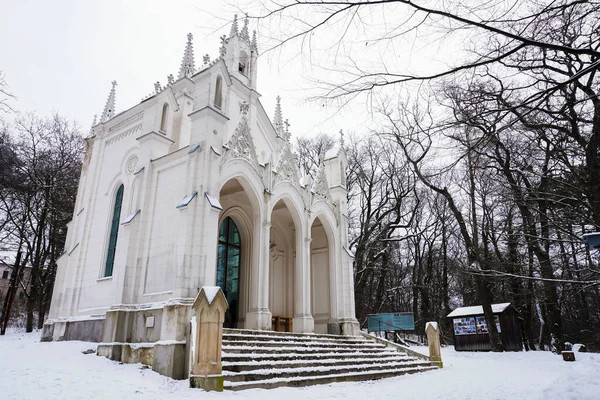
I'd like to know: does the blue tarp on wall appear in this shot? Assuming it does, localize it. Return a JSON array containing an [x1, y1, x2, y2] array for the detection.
[[367, 313, 415, 331]]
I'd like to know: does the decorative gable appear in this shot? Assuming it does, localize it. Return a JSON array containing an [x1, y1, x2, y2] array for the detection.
[[222, 115, 259, 169], [312, 162, 331, 202], [273, 143, 301, 187]]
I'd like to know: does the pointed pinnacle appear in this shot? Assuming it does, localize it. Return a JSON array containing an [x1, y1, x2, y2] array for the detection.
[[241, 17, 249, 41], [100, 81, 117, 123], [89, 114, 97, 135], [230, 14, 239, 38], [251, 30, 258, 52], [178, 33, 196, 79], [273, 96, 284, 137]]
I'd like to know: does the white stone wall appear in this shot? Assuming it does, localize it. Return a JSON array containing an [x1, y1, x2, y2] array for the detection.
[[49, 36, 359, 336]]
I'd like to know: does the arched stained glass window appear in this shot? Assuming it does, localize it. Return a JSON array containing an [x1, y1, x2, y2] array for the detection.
[[104, 184, 124, 277], [217, 216, 240, 328]]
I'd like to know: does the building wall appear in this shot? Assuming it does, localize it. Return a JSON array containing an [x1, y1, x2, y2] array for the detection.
[[46, 33, 359, 342]]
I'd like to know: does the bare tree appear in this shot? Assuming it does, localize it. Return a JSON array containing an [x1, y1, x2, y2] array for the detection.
[[0, 71, 15, 113], [0, 113, 83, 333]]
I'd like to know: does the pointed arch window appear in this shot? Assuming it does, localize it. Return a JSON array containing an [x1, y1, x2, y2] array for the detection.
[[160, 103, 169, 133], [104, 184, 124, 277], [217, 216, 241, 328], [214, 76, 223, 109]]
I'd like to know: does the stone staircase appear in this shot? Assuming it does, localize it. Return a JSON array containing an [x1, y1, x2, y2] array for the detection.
[[221, 329, 438, 390]]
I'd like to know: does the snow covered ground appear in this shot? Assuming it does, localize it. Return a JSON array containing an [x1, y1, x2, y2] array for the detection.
[[1, 330, 598, 400]]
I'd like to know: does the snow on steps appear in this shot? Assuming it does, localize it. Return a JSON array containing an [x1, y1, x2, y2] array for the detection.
[[221, 329, 438, 390]]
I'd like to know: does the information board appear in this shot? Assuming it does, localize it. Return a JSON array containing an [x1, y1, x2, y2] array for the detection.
[[453, 317, 476, 335], [367, 313, 415, 331], [475, 316, 501, 334]]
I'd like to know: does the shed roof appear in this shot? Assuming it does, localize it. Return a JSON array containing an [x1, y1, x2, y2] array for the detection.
[[447, 302, 511, 318]]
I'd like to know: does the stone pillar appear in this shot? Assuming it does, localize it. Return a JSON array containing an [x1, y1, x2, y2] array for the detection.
[[293, 235, 314, 333], [189, 286, 228, 391], [246, 218, 272, 330], [425, 321, 443, 368]]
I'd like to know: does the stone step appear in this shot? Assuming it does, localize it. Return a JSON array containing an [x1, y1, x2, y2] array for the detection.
[[221, 350, 404, 363], [222, 339, 385, 350], [223, 328, 351, 341], [223, 365, 439, 390], [222, 354, 419, 372], [218, 329, 438, 390], [221, 345, 393, 355], [223, 359, 432, 383], [223, 332, 369, 345]]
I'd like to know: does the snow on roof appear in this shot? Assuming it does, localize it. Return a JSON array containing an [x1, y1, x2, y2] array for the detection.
[[324, 145, 341, 160], [447, 303, 511, 318], [201, 286, 222, 305]]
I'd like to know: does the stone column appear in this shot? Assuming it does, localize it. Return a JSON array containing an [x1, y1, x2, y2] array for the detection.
[[189, 286, 228, 391], [425, 321, 443, 368], [246, 218, 272, 330], [293, 235, 314, 333]]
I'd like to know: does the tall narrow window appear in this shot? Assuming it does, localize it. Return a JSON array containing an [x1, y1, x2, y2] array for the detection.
[[214, 76, 223, 109], [217, 216, 241, 328], [238, 51, 249, 76], [105, 184, 124, 277], [160, 103, 169, 133]]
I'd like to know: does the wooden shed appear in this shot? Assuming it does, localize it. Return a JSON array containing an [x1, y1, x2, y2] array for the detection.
[[447, 303, 523, 351]]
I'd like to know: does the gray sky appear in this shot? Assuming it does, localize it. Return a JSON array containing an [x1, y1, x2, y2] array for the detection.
[[1, 0, 472, 140], [0, 0, 364, 138]]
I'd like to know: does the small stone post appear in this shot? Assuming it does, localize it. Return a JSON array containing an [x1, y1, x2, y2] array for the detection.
[[189, 286, 228, 391], [425, 321, 443, 368]]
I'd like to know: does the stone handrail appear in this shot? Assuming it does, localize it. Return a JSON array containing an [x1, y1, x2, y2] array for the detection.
[[360, 331, 431, 362]]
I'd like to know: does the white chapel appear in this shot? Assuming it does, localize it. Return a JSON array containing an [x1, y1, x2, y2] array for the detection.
[[42, 17, 359, 378]]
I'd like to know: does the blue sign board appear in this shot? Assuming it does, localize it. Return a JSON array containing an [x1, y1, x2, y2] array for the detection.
[[367, 313, 415, 332]]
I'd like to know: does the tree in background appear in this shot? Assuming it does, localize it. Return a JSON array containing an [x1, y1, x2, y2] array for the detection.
[[0, 113, 83, 333]]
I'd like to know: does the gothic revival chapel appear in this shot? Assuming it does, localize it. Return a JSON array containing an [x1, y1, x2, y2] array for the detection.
[[42, 17, 359, 378]]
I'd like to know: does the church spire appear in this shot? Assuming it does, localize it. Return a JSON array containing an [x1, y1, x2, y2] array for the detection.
[[229, 14, 239, 38], [100, 81, 117, 123], [178, 33, 196, 79], [273, 96, 284, 138]]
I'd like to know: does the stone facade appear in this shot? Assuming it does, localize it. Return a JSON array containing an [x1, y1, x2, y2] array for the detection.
[[42, 18, 359, 378]]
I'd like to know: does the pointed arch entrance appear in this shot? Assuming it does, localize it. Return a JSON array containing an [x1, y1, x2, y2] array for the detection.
[[217, 216, 241, 328], [217, 175, 261, 330], [311, 216, 333, 334]]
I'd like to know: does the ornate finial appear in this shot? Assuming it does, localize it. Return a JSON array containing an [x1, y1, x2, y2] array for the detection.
[[251, 30, 258, 52], [167, 74, 174, 85], [273, 95, 284, 138], [203, 54, 210, 65], [100, 81, 117, 123], [178, 33, 196, 79], [219, 35, 228, 58], [240, 17, 250, 41], [239, 101, 250, 115], [154, 81, 162, 94], [339, 129, 345, 147], [283, 119, 291, 141], [229, 14, 239, 38]]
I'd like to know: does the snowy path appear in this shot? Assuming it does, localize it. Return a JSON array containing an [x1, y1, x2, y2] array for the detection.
[[0, 331, 598, 400]]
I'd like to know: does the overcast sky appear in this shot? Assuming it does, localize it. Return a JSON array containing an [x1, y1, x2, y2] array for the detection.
[[1, 0, 473, 142], [0, 0, 368, 138]]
